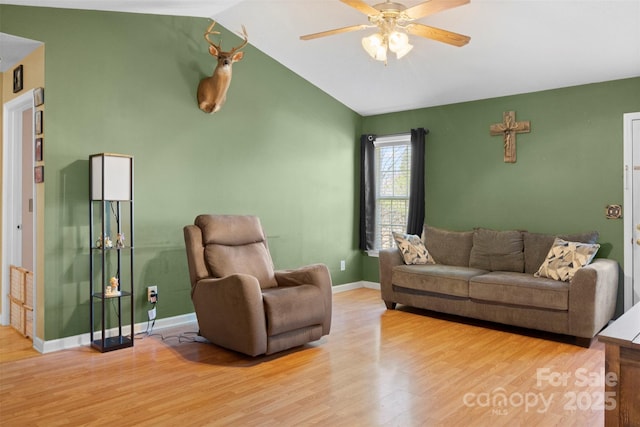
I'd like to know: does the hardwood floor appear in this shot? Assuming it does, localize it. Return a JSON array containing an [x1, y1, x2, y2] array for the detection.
[[0, 288, 607, 426], [0, 326, 38, 363]]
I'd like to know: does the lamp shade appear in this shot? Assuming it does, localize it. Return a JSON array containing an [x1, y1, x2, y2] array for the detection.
[[362, 33, 387, 62], [90, 153, 133, 201], [388, 31, 413, 59]]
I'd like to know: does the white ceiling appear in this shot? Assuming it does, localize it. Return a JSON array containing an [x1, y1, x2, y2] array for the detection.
[[1, 0, 639, 115], [0, 32, 43, 73]]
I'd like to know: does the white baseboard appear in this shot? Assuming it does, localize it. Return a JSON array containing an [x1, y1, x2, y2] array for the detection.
[[36, 282, 382, 354], [362, 281, 381, 290], [38, 312, 197, 354], [332, 280, 380, 293]]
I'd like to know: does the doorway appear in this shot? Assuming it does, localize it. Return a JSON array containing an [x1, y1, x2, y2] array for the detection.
[[622, 112, 640, 312], [2, 90, 36, 336]]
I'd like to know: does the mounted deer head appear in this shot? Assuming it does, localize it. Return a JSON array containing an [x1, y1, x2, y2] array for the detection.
[[197, 21, 248, 114]]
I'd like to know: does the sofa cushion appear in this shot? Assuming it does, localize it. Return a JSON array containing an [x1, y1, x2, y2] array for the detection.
[[393, 264, 488, 298], [469, 228, 524, 272], [534, 238, 600, 282], [469, 271, 570, 310], [523, 231, 599, 274], [393, 232, 435, 265], [423, 225, 473, 267]]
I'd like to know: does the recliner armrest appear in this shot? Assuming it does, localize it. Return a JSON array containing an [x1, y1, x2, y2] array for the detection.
[[275, 264, 332, 334], [192, 274, 267, 356], [275, 263, 331, 288]]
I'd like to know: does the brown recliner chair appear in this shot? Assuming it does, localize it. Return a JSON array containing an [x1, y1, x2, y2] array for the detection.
[[183, 214, 332, 356]]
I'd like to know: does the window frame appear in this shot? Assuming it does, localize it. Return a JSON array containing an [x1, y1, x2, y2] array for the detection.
[[368, 133, 412, 256]]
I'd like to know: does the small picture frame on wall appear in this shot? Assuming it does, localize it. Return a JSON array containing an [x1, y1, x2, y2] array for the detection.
[[34, 87, 44, 106], [13, 65, 23, 93], [35, 138, 43, 162], [34, 166, 44, 183], [35, 110, 43, 135]]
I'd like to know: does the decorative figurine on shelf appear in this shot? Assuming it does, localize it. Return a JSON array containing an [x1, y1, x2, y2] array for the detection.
[[107, 276, 120, 296], [97, 235, 114, 248], [116, 232, 125, 249]]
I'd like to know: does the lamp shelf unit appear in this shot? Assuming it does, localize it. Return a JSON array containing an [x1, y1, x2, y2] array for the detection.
[[89, 153, 134, 353], [92, 291, 132, 299]]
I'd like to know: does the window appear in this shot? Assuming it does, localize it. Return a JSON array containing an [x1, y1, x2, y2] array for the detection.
[[374, 133, 412, 251], [359, 128, 426, 255]]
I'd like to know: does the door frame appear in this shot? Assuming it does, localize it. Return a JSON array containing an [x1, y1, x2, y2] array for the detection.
[[2, 90, 36, 327], [622, 112, 640, 312]]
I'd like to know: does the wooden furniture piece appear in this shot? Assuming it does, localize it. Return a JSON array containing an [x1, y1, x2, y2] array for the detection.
[[89, 153, 134, 352], [9, 265, 34, 338], [598, 302, 640, 426]]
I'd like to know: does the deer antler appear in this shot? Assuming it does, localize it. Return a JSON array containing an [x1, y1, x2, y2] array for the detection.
[[203, 21, 249, 55], [204, 21, 222, 50], [229, 25, 249, 54]]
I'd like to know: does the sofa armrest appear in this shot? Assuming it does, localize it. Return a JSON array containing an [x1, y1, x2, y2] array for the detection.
[[568, 259, 619, 338], [379, 248, 404, 305], [192, 274, 267, 356], [275, 264, 332, 334]]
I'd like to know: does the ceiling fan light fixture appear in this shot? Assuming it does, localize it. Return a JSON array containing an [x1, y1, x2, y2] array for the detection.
[[361, 33, 387, 61], [301, 0, 471, 64], [388, 31, 413, 59], [395, 43, 413, 59]]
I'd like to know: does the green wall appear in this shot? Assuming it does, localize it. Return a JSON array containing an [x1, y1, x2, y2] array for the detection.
[[362, 77, 640, 282], [1, 6, 362, 340]]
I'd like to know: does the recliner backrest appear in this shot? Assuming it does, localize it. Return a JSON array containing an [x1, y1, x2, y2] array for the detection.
[[194, 214, 278, 289]]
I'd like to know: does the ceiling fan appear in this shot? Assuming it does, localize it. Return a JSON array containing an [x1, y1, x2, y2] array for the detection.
[[300, 0, 471, 63]]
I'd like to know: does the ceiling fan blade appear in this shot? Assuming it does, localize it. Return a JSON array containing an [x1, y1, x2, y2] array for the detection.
[[340, 0, 381, 16], [406, 23, 470, 47], [404, 0, 470, 20], [300, 24, 369, 40]]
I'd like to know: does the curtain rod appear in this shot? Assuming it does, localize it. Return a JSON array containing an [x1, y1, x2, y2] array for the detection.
[[376, 128, 428, 138], [374, 132, 412, 144], [377, 131, 411, 138]]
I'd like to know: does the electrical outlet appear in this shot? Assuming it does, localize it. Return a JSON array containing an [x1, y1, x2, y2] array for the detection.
[[340, 260, 346, 271], [147, 285, 158, 303]]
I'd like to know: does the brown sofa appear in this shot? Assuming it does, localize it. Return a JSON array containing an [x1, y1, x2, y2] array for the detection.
[[184, 215, 332, 356], [379, 226, 619, 343]]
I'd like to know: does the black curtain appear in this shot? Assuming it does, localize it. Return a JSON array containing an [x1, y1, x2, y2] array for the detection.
[[359, 134, 376, 251], [406, 128, 428, 235]]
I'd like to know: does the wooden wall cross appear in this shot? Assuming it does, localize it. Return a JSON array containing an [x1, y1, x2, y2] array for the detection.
[[489, 111, 531, 163]]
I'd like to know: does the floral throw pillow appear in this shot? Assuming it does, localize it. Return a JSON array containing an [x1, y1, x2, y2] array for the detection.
[[393, 232, 435, 265], [534, 238, 600, 282]]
